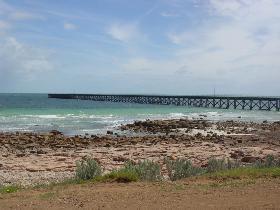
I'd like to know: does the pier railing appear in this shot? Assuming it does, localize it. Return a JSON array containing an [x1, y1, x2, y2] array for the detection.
[[48, 94, 280, 111]]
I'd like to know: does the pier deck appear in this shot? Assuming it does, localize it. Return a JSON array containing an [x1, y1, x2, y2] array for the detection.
[[48, 94, 280, 111]]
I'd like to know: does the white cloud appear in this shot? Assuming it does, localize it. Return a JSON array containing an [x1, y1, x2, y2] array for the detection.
[[160, 12, 179, 17], [107, 23, 139, 42], [208, 0, 280, 20], [0, 37, 53, 80], [167, 31, 202, 45], [63, 22, 77, 30], [120, 0, 280, 94], [207, 0, 244, 16], [9, 11, 44, 20], [0, 0, 44, 22]]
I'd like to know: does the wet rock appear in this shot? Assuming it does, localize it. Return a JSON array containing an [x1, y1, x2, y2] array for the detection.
[[107, 130, 113, 135], [50, 130, 63, 135]]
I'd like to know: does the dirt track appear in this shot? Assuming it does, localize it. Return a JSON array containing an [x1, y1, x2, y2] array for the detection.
[[1, 178, 280, 210]]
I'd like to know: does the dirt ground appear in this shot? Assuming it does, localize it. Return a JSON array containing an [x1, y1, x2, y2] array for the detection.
[[1, 178, 280, 210]]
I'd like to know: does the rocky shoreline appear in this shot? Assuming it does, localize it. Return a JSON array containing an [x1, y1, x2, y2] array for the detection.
[[1, 118, 280, 186]]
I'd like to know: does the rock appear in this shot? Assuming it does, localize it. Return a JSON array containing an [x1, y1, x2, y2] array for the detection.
[[233, 150, 245, 157], [107, 130, 113, 135], [241, 156, 258, 163], [37, 149, 47, 154], [199, 114, 207, 118], [104, 143, 111, 147], [251, 138, 259, 142], [50, 130, 63, 135], [113, 156, 128, 162], [26, 167, 45, 172], [230, 152, 239, 159], [16, 153, 25, 157], [169, 155, 176, 160]]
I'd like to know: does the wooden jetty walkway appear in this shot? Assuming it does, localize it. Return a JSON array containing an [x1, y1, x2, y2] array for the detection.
[[48, 94, 280, 111]]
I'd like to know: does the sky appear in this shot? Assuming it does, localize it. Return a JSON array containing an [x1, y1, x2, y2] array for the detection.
[[0, 0, 280, 95]]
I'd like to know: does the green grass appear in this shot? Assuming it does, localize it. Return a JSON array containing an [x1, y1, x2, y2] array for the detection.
[[32, 178, 87, 190], [208, 167, 280, 180], [0, 185, 20, 194], [93, 160, 161, 183], [2, 156, 280, 194], [94, 169, 139, 183]]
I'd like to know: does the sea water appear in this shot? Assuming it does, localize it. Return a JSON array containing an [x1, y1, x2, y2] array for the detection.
[[0, 93, 279, 135]]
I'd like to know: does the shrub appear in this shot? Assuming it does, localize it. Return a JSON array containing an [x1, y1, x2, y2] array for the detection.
[[206, 158, 240, 173], [124, 160, 162, 181], [254, 155, 280, 168], [227, 159, 241, 169], [165, 158, 204, 181], [75, 157, 102, 180]]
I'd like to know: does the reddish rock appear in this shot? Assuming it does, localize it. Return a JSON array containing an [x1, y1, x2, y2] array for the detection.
[[241, 156, 258, 163]]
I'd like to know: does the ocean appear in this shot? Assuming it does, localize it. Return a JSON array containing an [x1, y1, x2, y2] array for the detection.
[[0, 93, 279, 135]]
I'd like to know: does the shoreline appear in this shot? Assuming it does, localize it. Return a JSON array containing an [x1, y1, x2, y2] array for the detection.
[[1, 118, 280, 186], [2, 110, 280, 137]]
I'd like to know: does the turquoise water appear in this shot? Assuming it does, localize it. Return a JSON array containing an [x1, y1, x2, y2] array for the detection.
[[0, 93, 279, 135]]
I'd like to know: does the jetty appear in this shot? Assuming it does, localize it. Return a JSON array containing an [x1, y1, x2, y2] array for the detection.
[[48, 94, 280, 111]]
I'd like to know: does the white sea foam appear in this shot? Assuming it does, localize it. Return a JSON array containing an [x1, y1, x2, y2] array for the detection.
[[206, 111, 219, 116], [21, 115, 66, 119], [168, 113, 186, 118]]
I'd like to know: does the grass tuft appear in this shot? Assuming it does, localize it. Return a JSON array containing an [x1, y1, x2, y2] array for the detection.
[[94, 160, 161, 183], [95, 169, 139, 183], [208, 167, 280, 180], [0, 185, 20, 194]]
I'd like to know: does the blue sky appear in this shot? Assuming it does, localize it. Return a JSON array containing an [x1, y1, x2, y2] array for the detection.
[[0, 0, 280, 95]]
